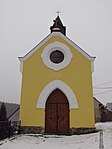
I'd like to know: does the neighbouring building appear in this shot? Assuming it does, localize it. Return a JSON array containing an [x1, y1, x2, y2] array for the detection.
[[94, 97, 102, 122], [19, 15, 96, 134], [94, 97, 112, 122]]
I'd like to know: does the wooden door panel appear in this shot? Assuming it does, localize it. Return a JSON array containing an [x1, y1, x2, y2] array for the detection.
[[45, 103, 57, 133], [57, 104, 69, 133]]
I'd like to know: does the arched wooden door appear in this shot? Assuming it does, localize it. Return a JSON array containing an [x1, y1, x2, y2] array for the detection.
[[45, 89, 69, 134]]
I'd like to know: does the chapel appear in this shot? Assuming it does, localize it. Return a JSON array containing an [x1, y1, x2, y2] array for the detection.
[[19, 15, 96, 134]]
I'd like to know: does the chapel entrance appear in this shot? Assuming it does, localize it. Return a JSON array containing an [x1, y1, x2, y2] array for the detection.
[[45, 89, 69, 134]]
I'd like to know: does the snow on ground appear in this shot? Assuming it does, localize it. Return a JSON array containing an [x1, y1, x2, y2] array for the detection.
[[0, 122, 112, 149], [96, 122, 112, 148]]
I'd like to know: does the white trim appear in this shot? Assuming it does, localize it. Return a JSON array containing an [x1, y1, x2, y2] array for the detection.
[[20, 62, 23, 73], [18, 32, 95, 62], [91, 61, 94, 73], [36, 80, 78, 109], [41, 41, 73, 71], [52, 28, 60, 30]]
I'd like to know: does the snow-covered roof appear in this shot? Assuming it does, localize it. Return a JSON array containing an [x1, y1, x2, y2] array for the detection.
[[94, 97, 112, 112]]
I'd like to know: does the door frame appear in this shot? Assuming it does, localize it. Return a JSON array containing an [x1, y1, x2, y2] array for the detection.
[[36, 80, 78, 109]]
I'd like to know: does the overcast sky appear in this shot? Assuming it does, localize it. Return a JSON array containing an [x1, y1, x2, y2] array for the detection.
[[0, 0, 112, 105]]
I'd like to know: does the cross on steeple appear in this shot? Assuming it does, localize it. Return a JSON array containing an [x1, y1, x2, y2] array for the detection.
[[56, 10, 61, 16]]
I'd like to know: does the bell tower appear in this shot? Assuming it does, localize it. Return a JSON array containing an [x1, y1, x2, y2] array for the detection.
[[50, 15, 66, 35]]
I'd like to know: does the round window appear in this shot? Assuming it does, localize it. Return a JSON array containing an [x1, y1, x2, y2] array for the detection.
[[41, 41, 73, 71], [50, 50, 64, 64]]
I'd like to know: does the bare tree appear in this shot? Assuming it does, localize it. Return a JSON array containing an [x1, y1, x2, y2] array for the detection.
[[0, 102, 8, 121]]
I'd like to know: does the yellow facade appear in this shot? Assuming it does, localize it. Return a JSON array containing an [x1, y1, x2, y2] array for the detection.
[[19, 35, 95, 128]]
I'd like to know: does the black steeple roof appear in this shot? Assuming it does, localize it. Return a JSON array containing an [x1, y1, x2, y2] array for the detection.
[[50, 16, 66, 35]]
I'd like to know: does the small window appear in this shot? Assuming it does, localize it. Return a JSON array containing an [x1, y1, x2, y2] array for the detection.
[[50, 50, 64, 64]]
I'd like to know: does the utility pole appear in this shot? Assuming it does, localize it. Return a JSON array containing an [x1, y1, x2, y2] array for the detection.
[[99, 130, 104, 149]]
